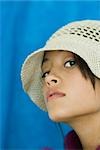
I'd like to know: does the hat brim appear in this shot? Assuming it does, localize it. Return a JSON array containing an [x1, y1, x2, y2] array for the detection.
[[21, 34, 100, 111]]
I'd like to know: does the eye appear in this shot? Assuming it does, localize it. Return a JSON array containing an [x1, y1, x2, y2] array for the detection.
[[42, 71, 50, 78], [64, 59, 76, 68]]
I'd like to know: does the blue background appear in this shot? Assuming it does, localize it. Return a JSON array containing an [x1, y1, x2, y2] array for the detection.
[[1, 1, 100, 149]]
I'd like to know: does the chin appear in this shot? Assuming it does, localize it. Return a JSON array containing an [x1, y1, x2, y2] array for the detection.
[[48, 113, 61, 122], [48, 109, 73, 122], [47, 101, 100, 122]]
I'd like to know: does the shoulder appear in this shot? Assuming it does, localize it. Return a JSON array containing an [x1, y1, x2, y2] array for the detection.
[[64, 130, 83, 150]]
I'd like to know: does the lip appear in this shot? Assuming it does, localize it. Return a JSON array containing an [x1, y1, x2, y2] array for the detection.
[[46, 90, 66, 101]]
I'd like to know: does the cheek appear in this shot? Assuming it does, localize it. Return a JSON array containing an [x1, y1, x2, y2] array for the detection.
[[63, 75, 99, 114], [67, 75, 91, 97], [65, 69, 91, 96]]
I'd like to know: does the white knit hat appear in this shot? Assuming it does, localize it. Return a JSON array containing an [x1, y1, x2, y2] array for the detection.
[[21, 20, 100, 111]]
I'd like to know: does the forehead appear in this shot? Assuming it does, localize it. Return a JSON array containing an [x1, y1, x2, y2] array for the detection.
[[42, 50, 74, 67], [44, 50, 74, 57]]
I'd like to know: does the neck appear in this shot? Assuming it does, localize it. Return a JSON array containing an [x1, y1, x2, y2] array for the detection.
[[68, 111, 100, 150]]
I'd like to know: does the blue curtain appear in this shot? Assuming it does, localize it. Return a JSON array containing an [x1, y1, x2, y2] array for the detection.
[[1, 1, 100, 149]]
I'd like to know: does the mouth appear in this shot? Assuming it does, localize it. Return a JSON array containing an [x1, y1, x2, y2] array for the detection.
[[47, 91, 66, 101]]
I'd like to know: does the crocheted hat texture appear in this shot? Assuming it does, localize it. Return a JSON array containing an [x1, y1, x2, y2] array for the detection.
[[21, 20, 100, 111]]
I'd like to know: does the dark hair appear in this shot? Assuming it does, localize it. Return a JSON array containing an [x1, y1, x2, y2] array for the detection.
[[74, 54, 96, 89]]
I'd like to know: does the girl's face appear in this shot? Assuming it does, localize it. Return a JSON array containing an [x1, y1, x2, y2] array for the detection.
[[41, 50, 99, 122]]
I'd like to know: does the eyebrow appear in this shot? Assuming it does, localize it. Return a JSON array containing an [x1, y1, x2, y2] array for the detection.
[[42, 50, 73, 66], [42, 50, 64, 65]]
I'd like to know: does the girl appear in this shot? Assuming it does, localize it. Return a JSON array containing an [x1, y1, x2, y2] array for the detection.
[[21, 20, 100, 150]]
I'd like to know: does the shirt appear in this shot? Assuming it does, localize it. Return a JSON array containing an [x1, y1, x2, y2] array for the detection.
[[64, 130, 83, 150]]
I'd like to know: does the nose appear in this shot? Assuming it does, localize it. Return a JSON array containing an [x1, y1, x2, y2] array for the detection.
[[45, 74, 61, 87]]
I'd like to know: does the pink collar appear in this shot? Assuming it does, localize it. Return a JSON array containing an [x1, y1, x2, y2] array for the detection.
[[96, 145, 100, 150]]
